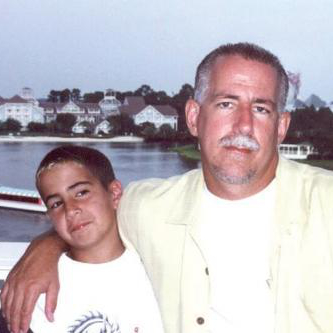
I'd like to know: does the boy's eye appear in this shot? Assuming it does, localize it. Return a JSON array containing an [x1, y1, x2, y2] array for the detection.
[[76, 189, 89, 197], [49, 200, 62, 210]]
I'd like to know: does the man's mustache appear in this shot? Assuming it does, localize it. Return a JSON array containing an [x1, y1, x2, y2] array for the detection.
[[219, 135, 260, 151]]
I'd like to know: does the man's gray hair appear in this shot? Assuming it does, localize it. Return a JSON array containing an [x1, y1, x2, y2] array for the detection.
[[194, 42, 289, 113]]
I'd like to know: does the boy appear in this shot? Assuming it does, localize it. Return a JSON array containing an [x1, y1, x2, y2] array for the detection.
[[28, 145, 163, 332]]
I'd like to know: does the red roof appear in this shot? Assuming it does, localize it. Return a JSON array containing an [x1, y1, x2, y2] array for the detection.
[[153, 105, 178, 117], [6, 95, 29, 103]]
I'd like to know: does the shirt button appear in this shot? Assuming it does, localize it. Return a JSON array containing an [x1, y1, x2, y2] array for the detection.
[[205, 267, 209, 275], [196, 317, 205, 325]]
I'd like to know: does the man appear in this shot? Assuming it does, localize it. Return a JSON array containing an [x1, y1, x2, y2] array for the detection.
[[2, 42, 333, 333]]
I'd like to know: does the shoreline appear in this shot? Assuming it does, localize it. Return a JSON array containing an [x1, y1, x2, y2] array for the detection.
[[0, 135, 144, 143]]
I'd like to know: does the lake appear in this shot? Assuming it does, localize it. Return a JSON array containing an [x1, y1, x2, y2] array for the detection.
[[0, 141, 199, 241]]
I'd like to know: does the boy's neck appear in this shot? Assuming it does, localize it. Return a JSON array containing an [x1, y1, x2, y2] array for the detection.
[[68, 233, 125, 264]]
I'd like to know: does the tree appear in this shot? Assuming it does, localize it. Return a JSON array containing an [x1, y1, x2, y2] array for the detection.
[[107, 116, 121, 135], [120, 114, 135, 135], [55, 113, 76, 133], [138, 122, 156, 140], [71, 88, 81, 101], [27, 122, 47, 133], [60, 89, 71, 103], [171, 83, 194, 132], [47, 90, 60, 102], [134, 84, 154, 97], [0, 118, 22, 132], [157, 124, 176, 140], [83, 91, 104, 103]]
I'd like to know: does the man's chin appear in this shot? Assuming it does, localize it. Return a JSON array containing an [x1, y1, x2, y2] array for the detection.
[[213, 167, 256, 185]]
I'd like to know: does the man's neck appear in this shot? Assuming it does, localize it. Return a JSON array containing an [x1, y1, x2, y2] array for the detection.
[[205, 170, 277, 201]]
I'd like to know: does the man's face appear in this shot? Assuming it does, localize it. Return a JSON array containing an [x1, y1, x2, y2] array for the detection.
[[186, 55, 290, 197], [38, 161, 122, 253]]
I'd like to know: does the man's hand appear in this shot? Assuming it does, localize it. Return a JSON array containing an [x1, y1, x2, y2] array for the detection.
[[0, 230, 67, 333]]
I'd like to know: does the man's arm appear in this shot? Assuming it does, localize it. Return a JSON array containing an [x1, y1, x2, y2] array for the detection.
[[0, 229, 68, 333]]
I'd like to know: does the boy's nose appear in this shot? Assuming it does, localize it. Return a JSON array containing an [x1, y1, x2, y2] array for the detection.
[[65, 200, 81, 220]]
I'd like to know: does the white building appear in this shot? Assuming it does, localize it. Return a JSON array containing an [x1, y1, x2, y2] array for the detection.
[[94, 120, 112, 134], [40, 100, 101, 124], [0, 88, 44, 128], [121, 96, 178, 130], [99, 89, 121, 118]]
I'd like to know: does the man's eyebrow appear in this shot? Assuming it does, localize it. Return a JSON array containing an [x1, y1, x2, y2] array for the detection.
[[44, 181, 92, 206], [210, 93, 277, 108], [254, 98, 276, 107], [210, 93, 239, 100]]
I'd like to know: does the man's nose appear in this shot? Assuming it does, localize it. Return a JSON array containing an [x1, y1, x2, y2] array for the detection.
[[234, 104, 253, 135]]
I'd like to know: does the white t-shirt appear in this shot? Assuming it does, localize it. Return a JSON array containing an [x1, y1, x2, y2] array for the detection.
[[31, 250, 163, 333], [199, 180, 276, 333]]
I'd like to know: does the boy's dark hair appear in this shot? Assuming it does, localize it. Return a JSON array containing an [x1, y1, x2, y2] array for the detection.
[[36, 145, 115, 190]]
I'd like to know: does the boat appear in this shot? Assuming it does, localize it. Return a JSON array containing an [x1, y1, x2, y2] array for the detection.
[[0, 186, 46, 213], [0, 242, 30, 283], [278, 143, 317, 160]]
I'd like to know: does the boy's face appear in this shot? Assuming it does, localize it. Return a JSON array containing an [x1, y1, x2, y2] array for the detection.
[[38, 161, 122, 252]]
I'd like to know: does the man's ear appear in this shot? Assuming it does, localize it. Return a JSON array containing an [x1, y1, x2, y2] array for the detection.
[[108, 180, 122, 210], [185, 99, 200, 137], [277, 111, 291, 144]]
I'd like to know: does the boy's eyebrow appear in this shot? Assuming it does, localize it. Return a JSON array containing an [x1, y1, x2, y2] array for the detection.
[[67, 181, 92, 191], [44, 181, 92, 206]]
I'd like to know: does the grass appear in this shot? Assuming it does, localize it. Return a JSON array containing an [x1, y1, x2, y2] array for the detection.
[[171, 144, 201, 160], [172, 144, 333, 171]]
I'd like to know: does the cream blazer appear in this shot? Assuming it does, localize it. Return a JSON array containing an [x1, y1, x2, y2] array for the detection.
[[118, 157, 333, 333]]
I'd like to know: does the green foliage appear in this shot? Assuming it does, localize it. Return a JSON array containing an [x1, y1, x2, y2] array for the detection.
[[27, 122, 47, 133], [83, 91, 104, 103], [107, 116, 121, 135], [156, 124, 176, 141], [286, 106, 333, 157], [0, 118, 22, 132], [172, 144, 201, 160], [55, 113, 76, 133]]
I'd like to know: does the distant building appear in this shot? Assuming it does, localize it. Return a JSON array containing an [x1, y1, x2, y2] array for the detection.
[[120, 96, 178, 130], [99, 89, 121, 118], [40, 100, 101, 124], [0, 88, 179, 133], [0, 88, 44, 128], [94, 120, 112, 134]]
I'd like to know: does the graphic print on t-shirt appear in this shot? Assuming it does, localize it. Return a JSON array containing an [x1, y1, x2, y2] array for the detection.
[[67, 311, 120, 333]]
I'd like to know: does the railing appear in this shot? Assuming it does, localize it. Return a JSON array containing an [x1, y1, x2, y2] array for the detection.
[[0, 242, 29, 295]]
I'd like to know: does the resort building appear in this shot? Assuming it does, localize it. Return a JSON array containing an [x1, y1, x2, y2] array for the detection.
[[0, 88, 44, 128], [1, 88, 178, 133], [121, 96, 178, 130]]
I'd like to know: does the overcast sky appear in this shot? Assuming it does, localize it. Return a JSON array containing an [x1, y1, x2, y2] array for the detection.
[[1, 0, 332, 102]]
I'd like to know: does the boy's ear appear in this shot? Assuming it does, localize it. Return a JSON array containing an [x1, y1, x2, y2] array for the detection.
[[109, 180, 122, 209]]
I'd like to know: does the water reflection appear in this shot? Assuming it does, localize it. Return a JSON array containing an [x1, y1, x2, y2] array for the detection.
[[0, 208, 51, 242]]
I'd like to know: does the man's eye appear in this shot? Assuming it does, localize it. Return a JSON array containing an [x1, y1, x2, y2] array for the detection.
[[254, 106, 270, 114], [218, 101, 233, 109]]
